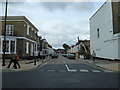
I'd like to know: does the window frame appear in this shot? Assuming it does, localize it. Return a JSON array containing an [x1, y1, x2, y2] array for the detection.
[[27, 25, 30, 35], [97, 28, 100, 38], [26, 42, 29, 54], [6, 24, 14, 36]]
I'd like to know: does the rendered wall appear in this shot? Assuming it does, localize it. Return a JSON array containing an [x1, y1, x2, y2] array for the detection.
[[90, 1, 119, 60]]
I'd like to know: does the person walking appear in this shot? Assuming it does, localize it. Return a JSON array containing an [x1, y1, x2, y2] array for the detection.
[[92, 51, 96, 62], [15, 54, 21, 68], [7, 53, 17, 69]]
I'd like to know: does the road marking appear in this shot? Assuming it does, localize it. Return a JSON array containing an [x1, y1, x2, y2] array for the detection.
[[48, 70, 55, 72], [65, 64, 70, 71], [80, 69, 89, 72], [91, 70, 101, 72], [69, 69, 77, 72], [103, 70, 113, 73]]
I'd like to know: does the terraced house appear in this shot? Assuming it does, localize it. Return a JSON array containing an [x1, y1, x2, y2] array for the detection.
[[0, 16, 41, 59]]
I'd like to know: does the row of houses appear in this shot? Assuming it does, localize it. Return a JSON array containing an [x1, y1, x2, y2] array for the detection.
[[66, 40, 90, 59], [0, 16, 56, 59], [90, 0, 120, 60]]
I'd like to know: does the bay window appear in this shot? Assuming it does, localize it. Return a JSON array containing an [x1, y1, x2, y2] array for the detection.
[[1, 39, 16, 54]]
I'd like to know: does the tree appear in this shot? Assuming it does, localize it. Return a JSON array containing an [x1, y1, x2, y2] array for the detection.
[[62, 43, 70, 51]]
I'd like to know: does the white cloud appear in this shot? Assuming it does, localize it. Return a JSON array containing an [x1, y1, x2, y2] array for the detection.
[[0, 1, 105, 49]]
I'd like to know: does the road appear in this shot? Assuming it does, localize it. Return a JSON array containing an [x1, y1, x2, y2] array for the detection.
[[2, 55, 119, 88]]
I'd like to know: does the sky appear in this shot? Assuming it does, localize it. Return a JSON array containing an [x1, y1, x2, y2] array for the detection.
[[0, 0, 106, 49]]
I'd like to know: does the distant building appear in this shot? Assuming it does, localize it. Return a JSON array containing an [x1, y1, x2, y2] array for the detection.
[[90, 0, 120, 60], [0, 16, 41, 59], [55, 49, 65, 54], [67, 40, 90, 59]]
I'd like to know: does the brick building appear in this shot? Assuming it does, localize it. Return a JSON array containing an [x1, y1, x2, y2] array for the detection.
[[0, 16, 41, 59]]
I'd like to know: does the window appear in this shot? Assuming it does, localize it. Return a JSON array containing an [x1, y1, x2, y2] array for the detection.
[[6, 25, 14, 36], [97, 28, 100, 38], [2, 40, 9, 52], [26, 42, 29, 54], [27, 25, 29, 35], [34, 44, 37, 51], [35, 31, 36, 39], [10, 41, 15, 53], [37, 44, 40, 51]]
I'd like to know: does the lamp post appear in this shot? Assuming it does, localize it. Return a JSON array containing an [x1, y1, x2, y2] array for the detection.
[[2, 0, 8, 66], [77, 37, 79, 59]]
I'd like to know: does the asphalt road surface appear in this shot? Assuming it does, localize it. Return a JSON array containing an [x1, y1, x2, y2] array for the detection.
[[2, 55, 119, 88]]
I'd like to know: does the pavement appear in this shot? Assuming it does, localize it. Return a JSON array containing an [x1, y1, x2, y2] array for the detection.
[[1, 56, 120, 72], [77, 58, 120, 72], [1, 57, 51, 72]]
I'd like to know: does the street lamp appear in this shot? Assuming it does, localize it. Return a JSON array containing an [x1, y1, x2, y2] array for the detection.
[[2, 0, 8, 66], [77, 37, 80, 59]]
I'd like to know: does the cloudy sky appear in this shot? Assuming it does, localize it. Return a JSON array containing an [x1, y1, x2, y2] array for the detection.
[[0, 0, 106, 49]]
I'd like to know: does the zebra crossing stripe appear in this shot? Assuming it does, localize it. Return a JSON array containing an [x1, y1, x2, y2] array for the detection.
[[80, 69, 89, 72], [91, 70, 101, 72]]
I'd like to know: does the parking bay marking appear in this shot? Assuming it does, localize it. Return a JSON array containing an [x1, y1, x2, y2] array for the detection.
[[91, 70, 101, 72], [65, 64, 77, 72], [80, 69, 89, 72]]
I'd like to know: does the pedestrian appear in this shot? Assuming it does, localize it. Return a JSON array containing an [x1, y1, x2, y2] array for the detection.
[[7, 53, 17, 69], [15, 54, 21, 68], [92, 51, 96, 62]]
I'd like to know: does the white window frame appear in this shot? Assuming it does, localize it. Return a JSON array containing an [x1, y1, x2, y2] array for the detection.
[[0, 38, 16, 54], [26, 42, 29, 54], [0, 38, 2, 54], [27, 25, 29, 35], [6, 25, 14, 36]]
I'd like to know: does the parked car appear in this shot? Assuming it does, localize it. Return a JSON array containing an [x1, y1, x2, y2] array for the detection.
[[62, 54, 68, 57], [67, 53, 75, 59], [51, 54, 58, 59]]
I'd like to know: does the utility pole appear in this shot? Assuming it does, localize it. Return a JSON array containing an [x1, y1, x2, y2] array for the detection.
[[2, 0, 8, 66], [77, 37, 79, 59]]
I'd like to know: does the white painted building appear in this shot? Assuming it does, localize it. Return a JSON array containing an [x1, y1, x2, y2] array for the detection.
[[67, 45, 78, 54], [90, 0, 120, 60], [47, 47, 55, 55]]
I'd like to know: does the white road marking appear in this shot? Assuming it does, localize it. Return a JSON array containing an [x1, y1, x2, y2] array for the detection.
[[91, 70, 101, 72], [69, 69, 77, 72], [80, 69, 89, 72], [48, 70, 55, 72], [103, 70, 113, 73], [65, 64, 70, 71]]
